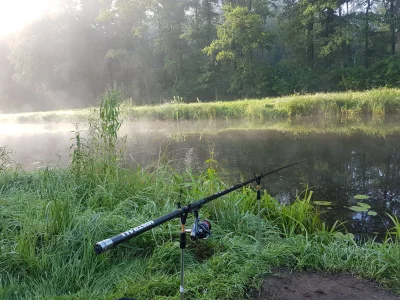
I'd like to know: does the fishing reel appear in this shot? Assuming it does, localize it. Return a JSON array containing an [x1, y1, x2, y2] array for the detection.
[[188, 211, 211, 241]]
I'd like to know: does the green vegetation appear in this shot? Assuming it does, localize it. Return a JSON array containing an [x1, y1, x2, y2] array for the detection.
[[1, 90, 400, 299], [2, 89, 400, 125], [386, 214, 400, 243], [126, 88, 400, 121], [71, 88, 125, 177], [1, 158, 400, 299], [0, 146, 13, 171]]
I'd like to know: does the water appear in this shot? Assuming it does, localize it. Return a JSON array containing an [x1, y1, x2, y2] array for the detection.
[[1, 120, 400, 238]]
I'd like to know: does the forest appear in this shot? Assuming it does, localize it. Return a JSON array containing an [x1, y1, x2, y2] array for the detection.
[[0, 0, 399, 112]]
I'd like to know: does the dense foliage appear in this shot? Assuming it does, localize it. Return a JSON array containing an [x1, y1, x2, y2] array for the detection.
[[0, 0, 400, 112]]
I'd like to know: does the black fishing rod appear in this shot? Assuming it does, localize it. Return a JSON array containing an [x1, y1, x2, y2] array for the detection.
[[94, 158, 309, 254]]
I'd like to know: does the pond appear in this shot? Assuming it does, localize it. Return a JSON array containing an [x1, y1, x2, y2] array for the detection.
[[1, 120, 400, 239]]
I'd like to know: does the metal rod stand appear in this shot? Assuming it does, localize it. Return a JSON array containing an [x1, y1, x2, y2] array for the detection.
[[178, 203, 188, 300], [256, 175, 262, 247]]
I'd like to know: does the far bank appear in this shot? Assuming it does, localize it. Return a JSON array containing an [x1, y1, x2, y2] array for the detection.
[[1, 88, 400, 123]]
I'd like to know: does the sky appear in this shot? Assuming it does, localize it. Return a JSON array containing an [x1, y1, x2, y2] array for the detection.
[[0, 0, 58, 38]]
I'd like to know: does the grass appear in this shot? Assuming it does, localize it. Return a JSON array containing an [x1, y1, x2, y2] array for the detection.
[[1, 88, 400, 299], [1, 166, 400, 299], [386, 214, 400, 243], [114, 88, 400, 121], [1, 88, 400, 123]]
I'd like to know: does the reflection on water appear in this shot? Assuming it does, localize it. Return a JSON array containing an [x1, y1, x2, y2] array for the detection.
[[1, 120, 400, 238], [155, 130, 400, 239]]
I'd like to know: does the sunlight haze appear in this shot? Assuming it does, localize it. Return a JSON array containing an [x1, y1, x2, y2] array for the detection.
[[0, 0, 58, 38]]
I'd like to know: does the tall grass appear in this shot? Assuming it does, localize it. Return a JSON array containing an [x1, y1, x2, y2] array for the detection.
[[1, 89, 400, 299], [2, 88, 400, 123], [386, 214, 400, 243], [71, 88, 125, 180], [121, 88, 400, 121]]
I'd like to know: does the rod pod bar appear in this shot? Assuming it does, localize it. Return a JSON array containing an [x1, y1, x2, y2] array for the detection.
[[256, 173, 262, 246], [94, 158, 311, 254]]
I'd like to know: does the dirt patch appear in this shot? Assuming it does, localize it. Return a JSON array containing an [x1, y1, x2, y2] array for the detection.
[[251, 269, 400, 300]]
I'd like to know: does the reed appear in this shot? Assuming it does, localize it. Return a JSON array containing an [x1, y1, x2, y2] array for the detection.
[[385, 213, 400, 243]]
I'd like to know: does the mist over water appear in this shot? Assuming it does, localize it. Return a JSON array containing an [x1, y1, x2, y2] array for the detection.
[[1, 120, 399, 238], [0, 122, 75, 168], [0, 120, 233, 169]]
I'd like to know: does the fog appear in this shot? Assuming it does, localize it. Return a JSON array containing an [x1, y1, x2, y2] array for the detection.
[[0, 119, 247, 169], [1, 0, 399, 113]]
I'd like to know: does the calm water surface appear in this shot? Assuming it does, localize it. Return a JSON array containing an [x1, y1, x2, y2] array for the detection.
[[1, 120, 400, 238]]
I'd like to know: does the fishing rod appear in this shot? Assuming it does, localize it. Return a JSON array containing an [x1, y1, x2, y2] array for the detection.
[[94, 157, 311, 300], [94, 158, 309, 255]]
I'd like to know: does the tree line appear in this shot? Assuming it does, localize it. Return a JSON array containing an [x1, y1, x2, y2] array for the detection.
[[0, 0, 399, 112]]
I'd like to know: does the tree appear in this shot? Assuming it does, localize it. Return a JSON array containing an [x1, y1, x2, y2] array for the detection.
[[383, 0, 400, 55], [177, 0, 220, 100], [204, 4, 271, 97], [100, 0, 162, 103]]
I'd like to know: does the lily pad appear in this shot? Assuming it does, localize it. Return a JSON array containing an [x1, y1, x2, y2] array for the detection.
[[334, 232, 355, 241], [354, 195, 370, 200], [348, 206, 368, 212], [334, 232, 344, 238], [368, 211, 377, 216], [358, 203, 371, 209], [314, 201, 332, 206]]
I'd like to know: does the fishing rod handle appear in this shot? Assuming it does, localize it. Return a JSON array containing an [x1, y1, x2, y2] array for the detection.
[[94, 209, 183, 254]]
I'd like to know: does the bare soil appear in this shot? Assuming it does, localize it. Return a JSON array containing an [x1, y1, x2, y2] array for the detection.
[[251, 269, 400, 300]]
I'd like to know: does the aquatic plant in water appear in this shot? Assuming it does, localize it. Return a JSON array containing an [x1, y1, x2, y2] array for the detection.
[[70, 87, 125, 177], [348, 195, 377, 216], [0, 146, 13, 171]]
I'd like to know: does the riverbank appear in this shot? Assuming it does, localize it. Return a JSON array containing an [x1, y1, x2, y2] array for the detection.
[[1, 88, 400, 123], [252, 269, 400, 300], [0, 165, 400, 300]]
